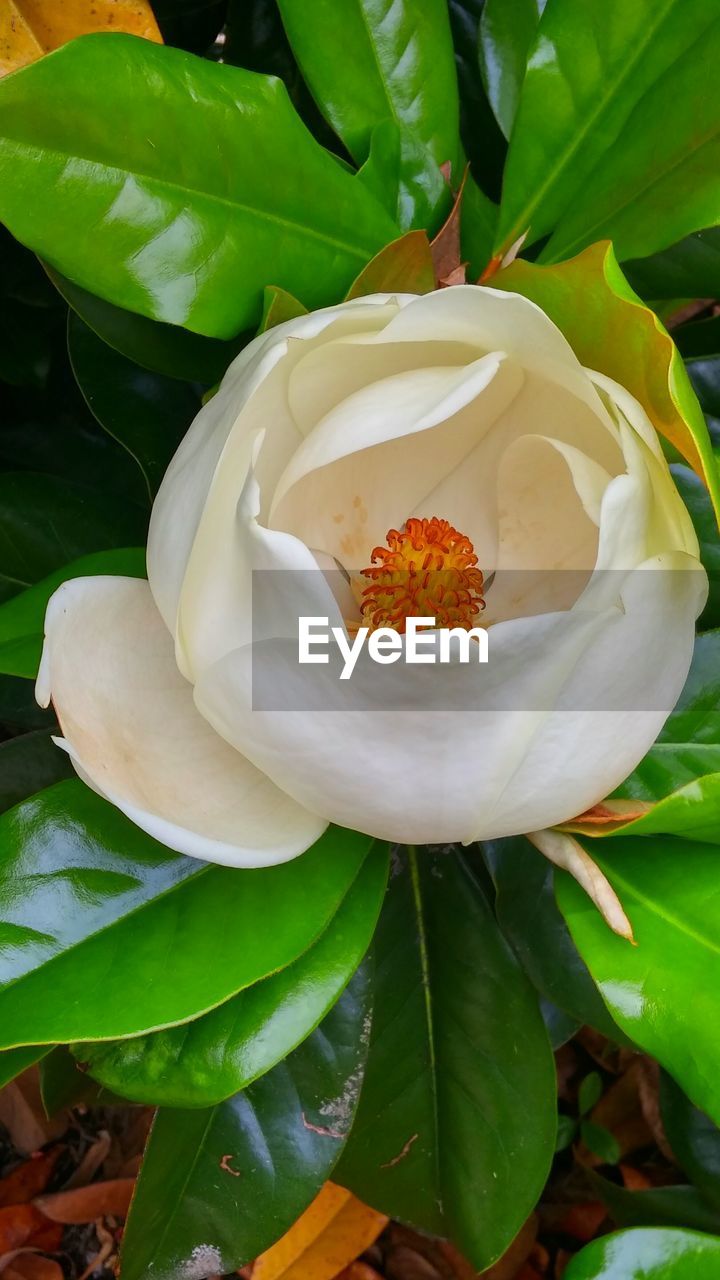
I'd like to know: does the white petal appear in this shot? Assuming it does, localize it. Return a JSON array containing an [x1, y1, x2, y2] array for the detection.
[[38, 577, 326, 867], [147, 297, 405, 640], [194, 541, 703, 845]]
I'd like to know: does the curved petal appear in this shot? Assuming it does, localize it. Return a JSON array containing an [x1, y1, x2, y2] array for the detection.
[[147, 296, 405, 638], [194, 551, 704, 844], [37, 577, 326, 867]]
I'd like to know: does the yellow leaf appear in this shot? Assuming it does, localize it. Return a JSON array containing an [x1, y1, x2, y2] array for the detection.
[[252, 1182, 388, 1280], [0, 0, 162, 77]]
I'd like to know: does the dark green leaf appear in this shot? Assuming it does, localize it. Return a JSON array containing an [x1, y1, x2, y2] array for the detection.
[[556, 834, 720, 1127], [541, 998, 580, 1050], [46, 266, 248, 384], [68, 314, 201, 499], [675, 316, 720, 361], [0, 676, 55, 733], [578, 1072, 603, 1117], [660, 1072, 720, 1210], [276, 0, 460, 231], [580, 1120, 620, 1166], [0, 780, 373, 1046], [587, 1170, 720, 1235], [487, 837, 627, 1041], [565, 1228, 720, 1279], [496, 1, 720, 265], [624, 228, 720, 302], [0, 35, 398, 337], [0, 732, 73, 814], [336, 847, 556, 1271], [74, 842, 389, 1106], [478, 0, 545, 139], [555, 1113, 577, 1152], [671, 464, 720, 629], [0, 473, 146, 605], [39, 1046, 106, 1116], [120, 966, 371, 1280], [660, 629, 720, 745]]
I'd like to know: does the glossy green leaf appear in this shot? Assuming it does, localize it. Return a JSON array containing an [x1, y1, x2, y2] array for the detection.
[[68, 314, 200, 500], [487, 837, 627, 1041], [0, 547, 146, 679], [0, 34, 398, 338], [496, 0, 720, 265], [39, 1046, 107, 1116], [661, 1072, 720, 1210], [276, 0, 460, 231], [495, 244, 720, 522], [74, 842, 388, 1106], [0, 732, 73, 813], [624, 229, 720, 303], [0, 780, 373, 1046], [660, 629, 720, 744], [120, 966, 371, 1280], [478, 0, 545, 139], [46, 266, 247, 384], [687, 356, 720, 446], [336, 848, 556, 1271], [0, 473, 147, 606], [565, 1228, 720, 1279], [556, 834, 720, 1127]]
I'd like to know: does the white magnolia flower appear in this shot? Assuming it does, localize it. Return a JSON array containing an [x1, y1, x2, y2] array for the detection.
[[37, 288, 706, 869]]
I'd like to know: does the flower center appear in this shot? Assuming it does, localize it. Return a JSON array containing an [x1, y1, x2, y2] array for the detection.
[[356, 516, 486, 633]]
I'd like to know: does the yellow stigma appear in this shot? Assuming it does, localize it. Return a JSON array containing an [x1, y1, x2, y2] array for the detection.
[[357, 516, 485, 633]]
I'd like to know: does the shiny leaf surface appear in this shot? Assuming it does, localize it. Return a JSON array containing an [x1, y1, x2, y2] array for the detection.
[[494, 244, 720, 520], [565, 1228, 720, 1279], [276, 0, 460, 230], [120, 968, 371, 1280], [74, 842, 388, 1106], [478, 0, 544, 139], [556, 834, 720, 1126], [336, 848, 556, 1270], [496, 0, 720, 264], [0, 35, 398, 337], [0, 780, 373, 1045]]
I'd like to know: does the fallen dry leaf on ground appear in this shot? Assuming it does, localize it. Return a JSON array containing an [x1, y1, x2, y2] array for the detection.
[[34, 1177, 134, 1224], [0, 1151, 61, 1209], [252, 1183, 388, 1280], [0, 1205, 61, 1256], [0, 0, 162, 76], [1, 1254, 63, 1280], [0, 1074, 65, 1156]]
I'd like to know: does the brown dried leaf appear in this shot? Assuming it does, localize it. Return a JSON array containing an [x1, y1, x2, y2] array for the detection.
[[2, 1256, 63, 1280], [34, 1178, 135, 1224], [0, 1150, 61, 1208], [0, 1206, 62, 1256], [430, 167, 469, 287], [478, 1215, 539, 1280], [64, 1132, 111, 1190], [0, 1073, 66, 1156]]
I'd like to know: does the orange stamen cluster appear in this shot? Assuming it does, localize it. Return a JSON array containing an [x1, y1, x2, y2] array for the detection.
[[357, 516, 485, 633]]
